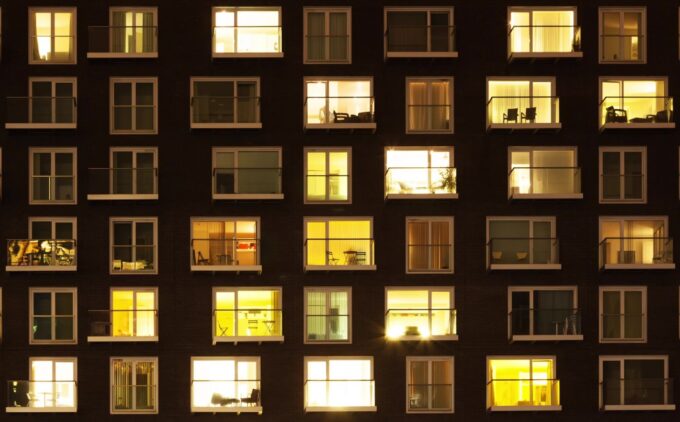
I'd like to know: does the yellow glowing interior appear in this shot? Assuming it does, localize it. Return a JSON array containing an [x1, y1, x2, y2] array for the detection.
[[111, 290, 156, 337], [34, 12, 73, 62], [29, 359, 76, 408], [386, 290, 453, 338], [306, 151, 349, 201], [385, 149, 454, 195], [510, 11, 575, 53], [214, 9, 281, 53], [488, 80, 553, 124], [601, 219, 666, 264], [305, 220, 372, 266], [306, 359, 373, 408], [192, 220, 258, 266], [488, 359, 557, 407], [192, 359, 258, 407], [601, 80, 667, 124], [510, 149, 576, 194], [306, 80, 372, 124], [214, 290, 281, 338], [407, 80, 451, 131]]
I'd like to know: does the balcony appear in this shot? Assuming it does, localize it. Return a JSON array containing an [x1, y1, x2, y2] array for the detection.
[[87, 168, 158, 200], [487, 96, 561, 131], [6, 239, 76, 272], [385, 308, 457, 340], [601, 378, 674, 411], [509, 167, 582, 199], [87, 26, 158, 58], [487, 379, 561, 411], [213, 168, 282, 200], [601, 313, 645, 342], [600, 174, 645, 203], [213, 309, 282, 344], [599, 237, 674, 270], [304, 238, 376, 271], [111, 385, 156, 413], [191, 380, 261, 413], [212, 25, 283, 58], [87, 309, 158, 342], [509, 309, 582, 341], [508, 25, 582, 60], [304, 379, 376, 412], [6, 97, 76, 129], [191, 238, 261, 273], [191, 96, 261, 129], [407, 244, 453, 273], [6, 381, 77, 413], [385, 25, 457, 58], [600, 97, 674, 130], [407, 383, 453, 413], [306, 314, 350, 342], [304, 96, 375, 131], [112, 245, 156, 273], [487, 238, 561, 270], [385, 167, 457, 199]]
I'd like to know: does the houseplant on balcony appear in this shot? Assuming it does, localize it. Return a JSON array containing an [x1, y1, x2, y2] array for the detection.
[[436, 168, 456, 194]]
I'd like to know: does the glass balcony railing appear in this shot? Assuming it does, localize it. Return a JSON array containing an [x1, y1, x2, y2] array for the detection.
[[385, 25, 456, 55], [111, 245, 155, 272], [509, 167, 581, 197], [213, 309, 282, 339], [487, 238, 560, 267], [600, 96, 673, 126], [304, 96, 375, 126], [600, 34, 644, 62], [385, 308, 457, 338], [601, 313, 645, 341], [191, 96, 260, 126], [305, 314, 350, 342], [599, 237, 674, 267], [508, 25, 582, 55], [31, 36, 75, 63], [7, 239, 76, 269], [213, 26, 282, 55], [304, 238, 375, 267], [407, 105, 452, 132], [305, 35, 350, 62], [88, 168, 158, 198], [304, 379, 375, 409], [509, 308, 581, 338], [192, 238, 260, 267], [88, 26, 158, 56], [407, 244, 453, 272], [88, 309, 158, 338], [192, 380, 261, 409], [601, 378, 673, 408], [487, 379, 560, 408], [601, 174, 644, 201], [213, 168, 281, 197], [385, 167, 457, 197], [111, 385, 156, 412], [487, 96, 560, 127], [407, 383, 453, 412], [6, 97, 76, 127], [7, 380, 77, 410]]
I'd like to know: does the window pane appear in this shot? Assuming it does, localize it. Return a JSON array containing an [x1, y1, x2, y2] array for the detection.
[[307, 13, 326, 60], [603, 291, 621, 338]]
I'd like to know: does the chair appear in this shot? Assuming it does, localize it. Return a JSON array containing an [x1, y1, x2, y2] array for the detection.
[[240, 389, 260, 407], [333, 111, 350, 123], [503, 108, 518, 123], [326, 251, 339, 265], [648, 109, 673, 123], [605, 106, 627, 123], [521, 107, 536, 123], [354, 251, 367, 265], [193, 250, 210, 265]]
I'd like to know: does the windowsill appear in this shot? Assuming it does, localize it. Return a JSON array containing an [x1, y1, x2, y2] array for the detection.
[[304, 339, 351, 345], [304, 60, 352, 65], [87, 193, 158, 201], [191, 265, 262, 273], [111, 270, 157, 275], [487, 122, 561, 131], [600, 199, 646, 204], [388, 334, 458, 341], [111, 131, 158, 136], [489, 405, 561, 412], [212, 193, 283, 200], [511, 334, 583, 342], [407, 408, 454, 414], [87, 52, 158, 59], [6, 407, 77, 413], [305, 406, 377, 413], [602, 263, 675, 270], [509, 51, 583, 60], [603, 404, 675, 411], [385, 193, 458, 200], [489, 264, 562, 271], [386, 51, 458, 59], [191, 123, 262, 129], [213, 335, 284, 345], [601, 122, 675, 130], [212, 52, 284, 58], [6, 265, 76, 272], [87, 335, 158, 343], [192, 406, 262, 414], [304, 265, 377, 272], [5, 123, 76, 130], [305, 123, 376, 131], [406, 269, 454, 275], [510, 193, 583, 200], [600, 338, 646, 343]]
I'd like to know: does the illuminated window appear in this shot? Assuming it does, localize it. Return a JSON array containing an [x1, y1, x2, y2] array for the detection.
[[191, 78, 261, 128], [406, 357, 454, 413], [406, 78, 453, 133], [110, 217, 157, 274], [111, 357, 157, 413], [29, 288, 76, 344], [191, 218, 261, 271], [212, 148, 281, 199], [599, 217, 673, 268], [304, 78, 375, 128], [406, 217, 453, 273], [304, 218, 375, 270], [487, 78, 559, 128], [385, 147, 456, 198], [600, 356, 674, 410], [114, 288, 157, 338], [304, 148, 351, 203], [212, 287, 283, 344], [29, 8, 76, 64], [304, 357, 376, 412], [88, 147, 158, 200], [599, 147, 646, 203], [29, 148, 76, 204], [304, 8, 350, 63], [384, 7, 456, 58], [191, 357, 261, 413], [487, 217, 560, 269], [110, 78, 157, 134], [7, 358, 77, 413], [385, 288, 456, 340], [304, 287, 351, 343], [8, 217, 77, 271], [508, 8, 581, 59], [487, 357, 560, 410], [599, 78, 672, 128], [599, 8, 646, 63], [599, 286, 646, 342], [509, 287, 582, 341], [509, 147, 581, 198], [212, 7, 282, 57]]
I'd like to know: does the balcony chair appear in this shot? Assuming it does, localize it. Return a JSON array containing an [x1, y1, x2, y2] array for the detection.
[[240, 389, 260, 407], [646, 109, 673, 123], [562, 313, 579, 335], [521, 107, 536, 123], [333, 111, 351, 123], [605, 106, 627, 123], [326, 251, 339, 265], [193, 250, 210, 265], [211, 392, 239, 407], [503, 108, 518, 123], [354, 251, 367, 265]]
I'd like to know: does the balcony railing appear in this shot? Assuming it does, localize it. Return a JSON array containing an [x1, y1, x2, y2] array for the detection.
[[88, 26, 158, 57], [601, 378, 674, 409], [601, 174, 645, 202], [191, 238, 260, 270], [600, 34, 644, 62], [213, 309, 283, 342], [407, 383, 453, 412], [88, 168, 158, 200], [487, 379, 560, 409], [599, 237, 674, 268], [385, 25, 456, 56], [7, 380, 77, 411], [191, 380, 261, 411], [213, 168, 282, 198], [509, 308, 582, 339], [112, 245, 156, 272], [487, 96, 560, 129], [385, 308, 457, 339], [111, 385, 156, 412], [305, 174, 350, 202], [509, 167, 582, 198], [305, 35, 350, 62], [407, 105, 452, 132], [601, 313, 645, 341], [6, 97, 76, 128], [385, 167, 457, 197], [191, 96, 261, 128], [304, 96, 375, 128], [212, 26, 282, 56], [304, 238, 375, 268], [487, 238, 560, 268], [7, 239, 76, 270], [88, 309, 158, 339], [306, 314, 350, 342], [407, 244, 453, 272], [600, 96, 673, 127], [31, 35, 75, 63], [304, 379, 375, 409], [508, 25, 582, 57]]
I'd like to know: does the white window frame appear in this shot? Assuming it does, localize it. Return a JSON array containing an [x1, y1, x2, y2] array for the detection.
[[88, 287, 158, 342], [598, 7, 647, 64], [598, 77, 672, 129], [87, 7, 158, 59], [405, 77, 454, 134], [405, 356, 454, 414], [598, 355, 674, 411], [384, 146, 457, 199], [303, 356, 376, 412], [5, 357, 78, 413], [211, 7, 283, 58], [385, 286, 457, 341], [598, 146, 647, 203], [303, 286, 352, 344], [303, 147, 352, 204], [303, 7, 352, 64], [485, 216, 560, 270], [598, 216, 672, 269], [190, 77, 262, 129], [190, 217, 262, 272], [598, 286, 647, 343], [109, 357, 158, 414], [383, 7, 457, 58], [486, 355, 561, 411], [28, 287, 77, 345], [303, 77, 376, 130], [486, 76, 560, 130], [303, 216, 376, 271], [109, 77, 158, 135], [506, 6, 582, 60], [507, 286, 582, 341], [28, 147, 77, 205], [190, 356, 262, 413], [9, 77, 79, 129], [28, 7, 77, 65], [109, 217, 158, 275], [211, 148, 282, 200], [507, 146, 582, 199], [211, 286, 283, 344], [405, 217, 454, 274], [87, 147, 159, 201], [7, 217, 77, 272]]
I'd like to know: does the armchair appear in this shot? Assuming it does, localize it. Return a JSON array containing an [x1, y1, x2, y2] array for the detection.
[[605, 106, 627, 123]]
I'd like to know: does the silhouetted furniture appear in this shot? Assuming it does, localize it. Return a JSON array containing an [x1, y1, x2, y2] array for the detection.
[[333, 111, 350, 123], [326, 251, 339, 265], [240, 389, 260, 407], [503, 108, 518, 123], [211, 393, 239, 407], [354, 251, 367, 265], [194, 250, 209, 265], [521, 107, 536, 123], [647, 109, 673, 123], [605, 106, 627, 123]]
